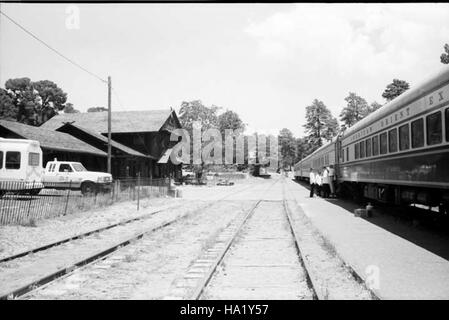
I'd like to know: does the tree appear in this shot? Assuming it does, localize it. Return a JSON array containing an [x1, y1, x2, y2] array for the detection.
[[382, 79, 410, 102], [303, 99, 338, 149], [441, 43, 449, 64], [63, 103, 80, 113], [0, 88, 17, 121], [3, 77, 68, 125], [278, 128, 296, 170], [87, 107, 108, 112], [178, 100, 220, 132], [178, 100, 221, 174], [369, 101, 382, 113], [217, 109, 245, 133], [294, 137, 310, 163], [339, 92, 370, 129]]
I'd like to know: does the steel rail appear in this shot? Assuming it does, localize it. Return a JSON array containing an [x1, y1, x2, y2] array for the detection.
[[0, 183, 254, 300]]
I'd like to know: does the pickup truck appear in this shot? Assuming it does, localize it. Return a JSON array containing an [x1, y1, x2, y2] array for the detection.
[[42, 160, 112, 195]]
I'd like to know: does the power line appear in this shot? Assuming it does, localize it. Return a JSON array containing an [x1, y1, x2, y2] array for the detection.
[[0, 10, 107, 84]]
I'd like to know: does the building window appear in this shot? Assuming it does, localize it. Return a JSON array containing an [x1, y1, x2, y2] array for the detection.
[[426, 111, 442, 146], [446, 108, 449, 142], [355, 143, 360, 159], [411, 118, 424, 148], [0, 151, 3, 169], [5, 152, 21, 169], [380, 132, 388, 154], [360, 141, 365, 158], [346, 148, 349, 161], [399, 124, 410, 151], [366, 139, 372, 157], [28, 153, 40, 166], [372, 136, 379, 156], [341, 148, 345, 162], [388, 128, 398, 153]]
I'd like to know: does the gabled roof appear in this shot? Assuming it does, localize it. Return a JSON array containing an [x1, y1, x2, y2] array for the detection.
[[0, 120, 107, 156], [57, 123, 153, 158], [40, 109, 180, 133]]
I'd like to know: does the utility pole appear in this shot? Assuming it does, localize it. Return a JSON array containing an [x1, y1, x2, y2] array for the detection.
[[107, 76, 112, 174]]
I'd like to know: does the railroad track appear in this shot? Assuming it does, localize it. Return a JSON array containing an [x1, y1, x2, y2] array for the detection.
[[0, 183, 255, 300], [163, 178, 318, 300], [282, 178, 378, 300]]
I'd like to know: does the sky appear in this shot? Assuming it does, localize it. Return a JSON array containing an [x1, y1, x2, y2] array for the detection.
[[1, 3, 449, 137]]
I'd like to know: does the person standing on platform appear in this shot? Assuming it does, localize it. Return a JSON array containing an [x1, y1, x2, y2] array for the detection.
[[322, 166, 330, 198], [328, 165, 336, 197], [316, 169, 323, 197], [309, 168, 316, 198]]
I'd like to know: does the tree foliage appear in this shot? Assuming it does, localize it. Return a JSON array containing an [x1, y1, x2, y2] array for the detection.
[[0, 88, 17, 121], [64, 103, 80, 113], [278, 128, 296, 169], [441, 43, 449, 64], [339, 92, 369, 129], [0, 77, 68, 125], [178, 100, 220, 132], [303, 99, 338, 149], [369, 101, 382, 113], [217, 109, 245, 133], [87, 107, 108, 112], [382, 79, 410, 102]]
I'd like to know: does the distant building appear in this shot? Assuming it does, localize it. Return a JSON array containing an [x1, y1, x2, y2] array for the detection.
[[0, 119, 107, 171], [40, 109, 183, 179]]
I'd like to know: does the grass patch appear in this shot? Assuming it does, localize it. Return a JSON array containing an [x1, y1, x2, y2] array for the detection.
[[20, 217, 37, 227]]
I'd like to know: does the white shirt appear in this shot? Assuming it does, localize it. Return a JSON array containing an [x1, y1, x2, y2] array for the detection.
[[309, 172, 316, 184], [322, 169, 329, 184], [316, 174, 322, 186]]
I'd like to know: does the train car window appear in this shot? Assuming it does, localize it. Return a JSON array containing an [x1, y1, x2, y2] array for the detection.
[[426, 111, 442, 145], [366, 139, 372, 157], [360, 141, 365, 158], [5, 151, 21, 169], [372, 136, 379, 156], [446, 108, 449, 142], [399, 124, 410, 150], [0, 151, 3, 169], [380, 132, 387, 154], [388, 128, 398, 152], [411, 118, 424, 148], [354, 143, 359, 159]]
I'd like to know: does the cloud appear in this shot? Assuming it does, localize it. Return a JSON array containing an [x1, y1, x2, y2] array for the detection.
[[245, 3, 449, 80]]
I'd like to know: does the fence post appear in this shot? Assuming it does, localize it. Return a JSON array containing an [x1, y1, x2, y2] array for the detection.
[[26, 180, 35, 222], [137, 172, 140, 211], [117, 180, 120, 202], [150, 175, 152, 199], [64, 180, 72, 216]]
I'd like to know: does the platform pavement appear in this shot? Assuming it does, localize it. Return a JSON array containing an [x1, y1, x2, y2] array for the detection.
[[286, 178, 449, 300]]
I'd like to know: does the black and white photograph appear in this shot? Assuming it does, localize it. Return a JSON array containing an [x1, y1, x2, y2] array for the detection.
[[1, 1, 449, 308]]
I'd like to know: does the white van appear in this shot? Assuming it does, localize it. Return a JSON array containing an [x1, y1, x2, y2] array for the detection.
[[0, 138, 44, 196]]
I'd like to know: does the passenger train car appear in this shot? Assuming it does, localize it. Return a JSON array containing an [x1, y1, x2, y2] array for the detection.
[[294, 67, 449, 214]]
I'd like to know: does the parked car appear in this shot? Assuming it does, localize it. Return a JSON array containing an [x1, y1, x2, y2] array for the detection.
[[216, 178, 234, 186], [43, 160, 112, 195], [0, 138, 45, 197]]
